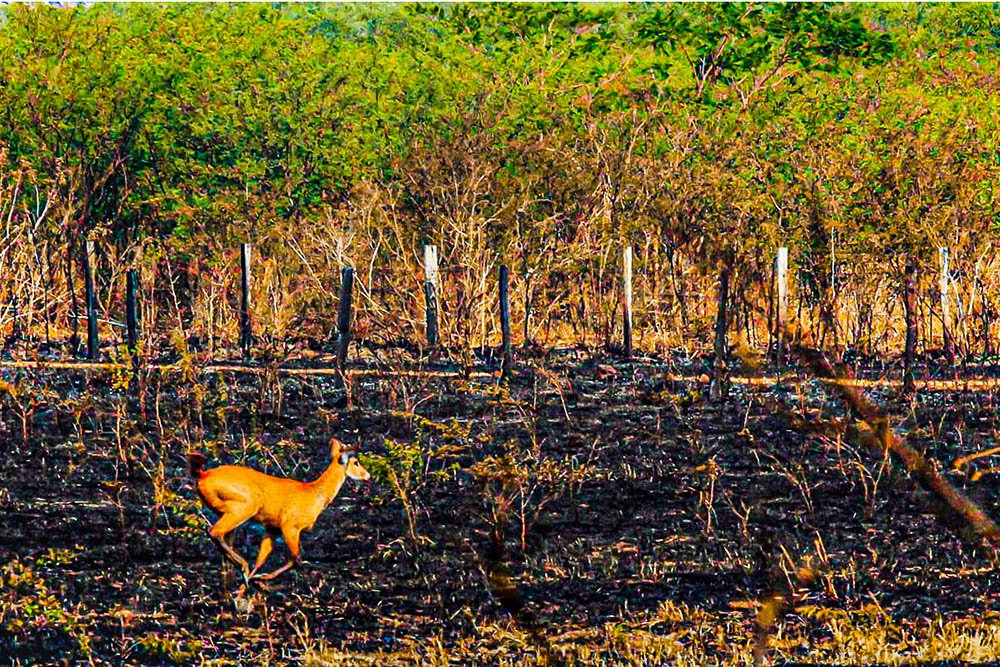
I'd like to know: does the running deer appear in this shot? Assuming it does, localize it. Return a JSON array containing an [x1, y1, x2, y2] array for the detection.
[[187, 438, 370, 587]]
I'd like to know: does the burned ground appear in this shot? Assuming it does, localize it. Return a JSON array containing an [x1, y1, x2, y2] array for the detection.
[[2, 353, 1000, 665]]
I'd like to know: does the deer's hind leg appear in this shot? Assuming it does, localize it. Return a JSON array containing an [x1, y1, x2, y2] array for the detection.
[[221, 532, 237, 591], [208, 507, 256, 582]]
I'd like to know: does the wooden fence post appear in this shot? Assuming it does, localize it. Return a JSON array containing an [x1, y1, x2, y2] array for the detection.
[[499, 264, 512, 380], [126, 268, 139, 361], [424, 244, 439, 347], [67, 243, 81, 355], [903, 263, 917, 394], [8, 295, 21, 344], [623, 245, 633, 359], [522, 272, 533, 350], [84, 239, 99, 360], [710, 262, 731, 401], [823, 232, 840, 355], [239, 243, 252, 360], [775, 246, 788, 366], [336, 266, 354, 372], [940, 247, 954, 362]]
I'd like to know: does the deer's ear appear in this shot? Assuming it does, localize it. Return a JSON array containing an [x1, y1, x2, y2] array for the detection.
[[330, 438, 343, 459]]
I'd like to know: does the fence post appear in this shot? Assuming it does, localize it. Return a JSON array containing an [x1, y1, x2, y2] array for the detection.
[[710, 262, 731, 401], [8, 295, 21, 344], [424, 244, 439, 347], [775, 246, 788, 366], [623, 245, 633, 360], [940, 247, 954, 362], [84, 239, 99, 360], [903, 262, 917, 394], [239, 243, 252, 360], [823, 232, 840, 356], [522, 273, 533, 350], [66, 242, 81, 355], [336, 266, 354, 373], [126, 268, 139, 362], [499, 264, 512, 380]]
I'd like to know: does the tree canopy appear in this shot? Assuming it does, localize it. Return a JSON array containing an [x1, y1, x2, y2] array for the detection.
[[0, 3, 998, 355]]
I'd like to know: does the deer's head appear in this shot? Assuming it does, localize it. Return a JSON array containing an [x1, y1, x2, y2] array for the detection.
[[330, 438, 371, 482]]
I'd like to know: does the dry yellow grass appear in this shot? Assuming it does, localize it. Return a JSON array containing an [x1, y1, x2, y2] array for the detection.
[[300, 605, 1000, 667]]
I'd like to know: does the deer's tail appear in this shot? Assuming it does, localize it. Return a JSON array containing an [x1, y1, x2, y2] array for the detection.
[[187, 451, 208, 480]]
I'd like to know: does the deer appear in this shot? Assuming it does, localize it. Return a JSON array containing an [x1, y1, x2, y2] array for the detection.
[[187, 438, 370, 593]]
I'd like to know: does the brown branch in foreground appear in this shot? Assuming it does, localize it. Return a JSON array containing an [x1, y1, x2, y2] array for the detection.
[[481, 537, 563, 667], [791, 333, 1000, 550], [753, 557, 820, 667], [753, 324, 1000, 665]]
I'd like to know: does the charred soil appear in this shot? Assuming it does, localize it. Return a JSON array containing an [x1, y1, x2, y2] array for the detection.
[[2, 353, 1000, 665]]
